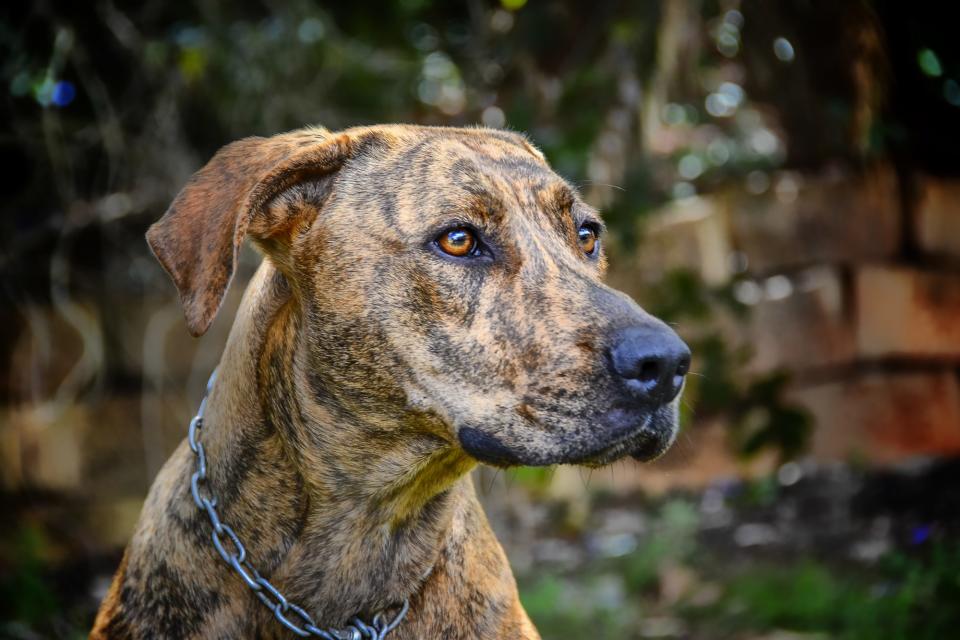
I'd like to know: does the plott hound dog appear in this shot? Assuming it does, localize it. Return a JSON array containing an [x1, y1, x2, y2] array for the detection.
[[92, 124, 690, 639]]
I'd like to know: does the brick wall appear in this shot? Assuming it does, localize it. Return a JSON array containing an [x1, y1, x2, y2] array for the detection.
[[611, 164, 960, 463]]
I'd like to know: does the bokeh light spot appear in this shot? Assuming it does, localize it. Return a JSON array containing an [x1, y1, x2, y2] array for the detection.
[[672, 181, 696, 199], [943, 79, 960, 106], [482, 105, 506, 128], [662, 102, 687, 125], [773, 37, 795, 62], [765, 275, 793, 300], [917, 48, 942, 77], [297, 17, 325, 44], [490, 9, 514, 33], [716, 31, 739, 58], [33, 77, 54, 106], [910, 525, 932, 545], [734, 280, 762, 305], [723, 10, 744, 29], [678, 154, 705, 180], [51, 81, 76, 107], [706, 138, 732, 165], [501, 0, 527, 11]]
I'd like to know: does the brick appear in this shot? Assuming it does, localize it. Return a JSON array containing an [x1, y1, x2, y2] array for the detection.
[[609, 195, 733, 294], [1, 391, 192, 496], [856, 266, 960, 359], [2, 403, 86, 490], [916, 176, 960, 261], [787, 370, 960, 463], [729, 164, 900, 273], [744, 266, 855, 373]]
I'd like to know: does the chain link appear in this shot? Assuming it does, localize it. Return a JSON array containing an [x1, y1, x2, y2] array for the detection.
[[187, 370, 409, 639]]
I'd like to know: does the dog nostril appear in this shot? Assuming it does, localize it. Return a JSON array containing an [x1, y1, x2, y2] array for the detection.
[[637, 359, 661, 384], [670, 354, 691, 387]]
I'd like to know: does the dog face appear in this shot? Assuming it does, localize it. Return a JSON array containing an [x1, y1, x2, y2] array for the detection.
[[148, 125, 689, 468]]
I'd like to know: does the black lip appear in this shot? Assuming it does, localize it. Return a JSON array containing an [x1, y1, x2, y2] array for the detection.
[[458, 426, 524, 467], [458, 404, 677, 468], [629, 435, 673, 462], [629, 407, 677, 461]]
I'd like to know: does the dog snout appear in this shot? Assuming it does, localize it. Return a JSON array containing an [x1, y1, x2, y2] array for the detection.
[[608, 324, 691, 405]]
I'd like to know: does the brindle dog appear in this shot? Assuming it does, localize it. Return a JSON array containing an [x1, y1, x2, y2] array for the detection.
[[91, 124, 690, 639]]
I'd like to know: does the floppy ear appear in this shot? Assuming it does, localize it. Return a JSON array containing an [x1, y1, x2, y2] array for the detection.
[[146, 129, 352, 337]]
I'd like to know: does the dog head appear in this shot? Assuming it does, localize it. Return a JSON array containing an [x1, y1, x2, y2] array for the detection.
[[148, 125, 689, 468]]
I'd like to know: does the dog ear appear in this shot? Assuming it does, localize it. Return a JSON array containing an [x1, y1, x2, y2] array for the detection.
[[146, 130, 352, 337]]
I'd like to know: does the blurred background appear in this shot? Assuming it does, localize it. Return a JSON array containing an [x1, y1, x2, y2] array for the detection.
[[3, 0, 960, 637]]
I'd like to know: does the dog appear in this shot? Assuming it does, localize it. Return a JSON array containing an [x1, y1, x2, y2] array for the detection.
[[91, 124, 690, 639]]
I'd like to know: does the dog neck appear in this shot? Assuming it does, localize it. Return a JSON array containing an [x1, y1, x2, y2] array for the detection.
[[198, 260, 477, 626]]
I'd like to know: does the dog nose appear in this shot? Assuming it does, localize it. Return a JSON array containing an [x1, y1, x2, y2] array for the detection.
[[608, 324, 691, 405]]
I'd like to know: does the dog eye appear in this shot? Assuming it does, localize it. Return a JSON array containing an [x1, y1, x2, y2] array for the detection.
[[437, 227, 478, 257], [578, 224, 599, 255]]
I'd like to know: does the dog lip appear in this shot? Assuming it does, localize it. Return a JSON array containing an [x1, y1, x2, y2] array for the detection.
[[456, 404, 677, 468], [629, 436, 672, 462], [575, 403, 680, 465], [565, 410, 655, 465], [629, 406, 678, 461], [458, 426, 524, 467]]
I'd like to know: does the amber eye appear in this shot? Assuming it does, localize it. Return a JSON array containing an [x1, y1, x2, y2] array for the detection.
[[437, 227, 478, 257], [578, 224, 599, 255]]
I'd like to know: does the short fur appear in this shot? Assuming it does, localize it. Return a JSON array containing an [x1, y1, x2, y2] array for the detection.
[[91, 125, 684, 639]]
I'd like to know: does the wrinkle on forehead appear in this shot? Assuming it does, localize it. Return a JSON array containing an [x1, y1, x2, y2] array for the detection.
[[433, 139, 586, 232]]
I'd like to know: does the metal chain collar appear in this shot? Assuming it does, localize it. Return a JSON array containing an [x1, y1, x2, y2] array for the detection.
[[187, 370, 410, 640]]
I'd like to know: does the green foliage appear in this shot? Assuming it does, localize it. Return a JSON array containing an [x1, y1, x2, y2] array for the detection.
[[519, 499, 701, 637], [623, 499, 700, 592], [734, 372, 813, 461], [0, 524, 60, 627], [704, 544, 960, 639], [724, 562, 849, 631], [520, 574, 634, 638], [520, 502, 960, 640], [510, 466, 555, 496]]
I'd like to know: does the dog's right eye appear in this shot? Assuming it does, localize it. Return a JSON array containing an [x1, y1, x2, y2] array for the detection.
[[436, 227, 479, 258]]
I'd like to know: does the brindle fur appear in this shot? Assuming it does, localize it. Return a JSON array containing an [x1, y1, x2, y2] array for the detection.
[[91, 124, 682, 639]]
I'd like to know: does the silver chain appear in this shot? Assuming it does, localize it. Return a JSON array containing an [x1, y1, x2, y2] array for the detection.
[[187, 370, 410, 640]]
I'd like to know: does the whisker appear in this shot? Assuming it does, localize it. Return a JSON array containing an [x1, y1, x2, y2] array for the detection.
[[486, 468, 501, 494], [577, 180, 626, 192]]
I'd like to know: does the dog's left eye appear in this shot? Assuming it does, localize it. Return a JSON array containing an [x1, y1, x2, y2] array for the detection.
[[578, 224, 599, 256], [436, 227, 480, 258]]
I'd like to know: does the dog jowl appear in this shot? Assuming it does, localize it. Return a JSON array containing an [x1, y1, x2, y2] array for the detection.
[[94, 124, 689, 639]]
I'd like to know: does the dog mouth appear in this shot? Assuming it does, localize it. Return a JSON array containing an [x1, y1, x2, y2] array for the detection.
[[570, 405, 678, 467], [457, 404, 678, 468]]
